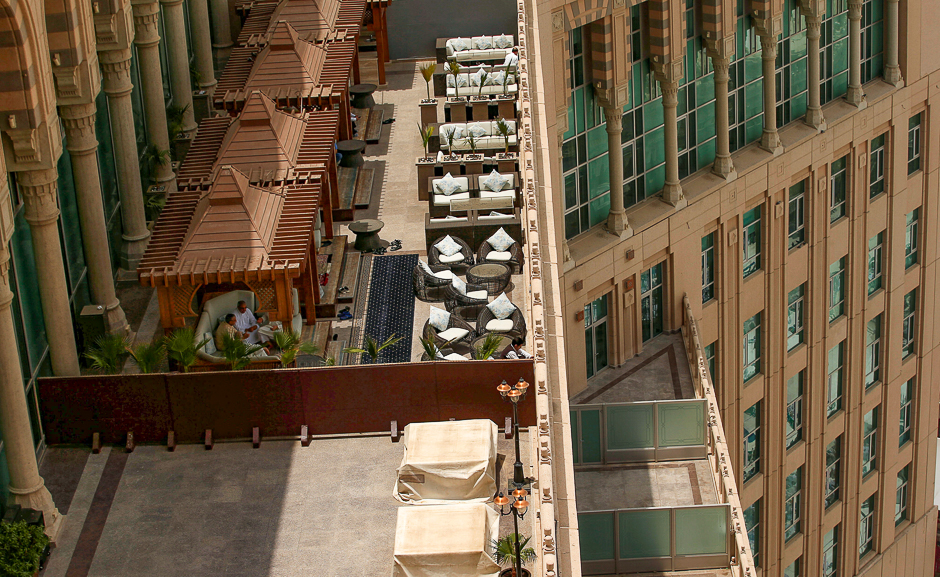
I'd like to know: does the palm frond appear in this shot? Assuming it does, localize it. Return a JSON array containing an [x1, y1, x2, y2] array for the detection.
[[84, 333, 131, 374], [128, 340, 166, 374]]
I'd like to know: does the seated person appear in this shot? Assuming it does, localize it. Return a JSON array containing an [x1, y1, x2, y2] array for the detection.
[[234, 300, 272, 348], [215, 312, 272, 355], [501, 337, 532, 359]]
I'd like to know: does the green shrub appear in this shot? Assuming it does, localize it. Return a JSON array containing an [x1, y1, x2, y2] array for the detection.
[[0, 521, 49, 577]]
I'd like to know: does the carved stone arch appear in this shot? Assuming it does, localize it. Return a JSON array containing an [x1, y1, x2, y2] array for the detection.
[[0, 0, 57, 131]]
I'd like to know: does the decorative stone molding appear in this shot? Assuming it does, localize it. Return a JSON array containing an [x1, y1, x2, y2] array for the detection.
[[17, 168, 61, 226], [94, 0, 134, 51], [98, 49, 134, 96], [60, 103, 99, 156]]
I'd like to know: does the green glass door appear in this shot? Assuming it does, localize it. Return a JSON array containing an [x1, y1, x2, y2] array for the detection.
[[585, 295, 609, 379], [641, 262, 664, 342]]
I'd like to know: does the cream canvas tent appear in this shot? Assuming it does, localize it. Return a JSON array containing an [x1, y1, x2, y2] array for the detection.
[[392, 503, 501, 577], [394, 419, 498, 504]]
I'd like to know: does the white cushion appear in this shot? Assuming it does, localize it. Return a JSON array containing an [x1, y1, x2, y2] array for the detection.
[[434, 172, 462, 196], [444, 352, 467, 361], [450, 38, 470, 52], [418, 259, 434, 275], [473, 36, 493, 50], [446, 74, 469, 88], [479, 189, 515, 201], [440, 125, 465, 140], [495, 34, 513, 49], [452, 276, 467, 295], [468, 124, 488, 139], [478, 213, 512, 221], [486, 319, 515, 332], [487, 292, 516, 320], [487, 227, 516, 251], [203, 332, 217, 355], [439, 252, 465, 264], [429, 306, 450, 332], [469, 67, 487, 87], [481, 169, 511, 191], [437, 327, 470, 342], [432, 269, 456, 280], [434, 235, 462, 257], [486, 251, 512, 262], [486, 70, 506, 86], [467, 290, 488, 300]]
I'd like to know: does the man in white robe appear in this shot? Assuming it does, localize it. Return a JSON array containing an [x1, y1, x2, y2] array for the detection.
[[234, 300, 273, 351]]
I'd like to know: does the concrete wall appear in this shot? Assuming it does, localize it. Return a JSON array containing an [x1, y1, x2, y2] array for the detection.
[[385, 0, 517, 59]]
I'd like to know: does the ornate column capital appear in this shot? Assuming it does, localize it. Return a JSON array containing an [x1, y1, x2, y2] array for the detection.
[[98, 48, 134, 96], [131, 0, 162, 47], [847, 0, 863, 20], [60, 103, 99, 156], [805, 15, 822, 39], [603, 107, 623, 132], [17, 168, 61, 226]]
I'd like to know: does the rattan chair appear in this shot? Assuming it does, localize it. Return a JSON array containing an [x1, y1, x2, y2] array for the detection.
[[423, 313, 475, 349], [476, 306, 526, 340], [443, 282, 488, 313], [412, 263, 455, 302], [429, 235, 474, 273], [477, 240, 524, 275]]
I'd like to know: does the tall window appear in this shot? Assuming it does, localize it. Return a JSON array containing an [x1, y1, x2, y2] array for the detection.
[[585, 295, 609, 379], [829, 257, 845, 322], [867, 231, 883, 295], [830, 156, 848, 222], [705, 341, 717, 387], [862, 407, 878, 476], [744, 500, 760, 566], [828, 342, 844, 417], [775, 0, 809, 128], [744, 401, 761, 482], [784, 558, 801, 577], [870, 133, 886, 198], [865, 315, 881, 388], [784, 467, 802, 541], [908, 113, 922, 175], [899, 378, 913, 446], [788, 180, 805, 249], [640, 263, 664, 342], [859, 495, 876, 556], [787, 285, 805, 351], [729, 10, 765, 152], [702, 233, 715, 303], [823, 526, 839, 577], [825, 436, 841, 508], [820, 0, 849, 104], [861, 0, 884, 83], [743, 207, 761, 277], [895, 465, 910, 525], [786, 371, 803, 448], [743, 313, 761, 382], [676, 0, 718, 179], [905, 208, 919, 268], [562, 28, 609, 239], [902, 290, 916, 358]]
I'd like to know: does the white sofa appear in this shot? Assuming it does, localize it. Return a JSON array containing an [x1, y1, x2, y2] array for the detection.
[[439, 121, 517, 152], [193, 289, 302, 364], [477, 171, 516, 202], [429, 174, 471, 211], [446, 69, 517, 97], [445, 35, 514, 62]]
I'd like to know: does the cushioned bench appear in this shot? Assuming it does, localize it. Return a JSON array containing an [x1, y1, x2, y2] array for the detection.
[[439, 120, 517, 152], [443, 34, 515, 62]]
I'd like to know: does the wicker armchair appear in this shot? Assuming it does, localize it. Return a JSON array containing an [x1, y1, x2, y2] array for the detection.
[[423, 313, 475, 348], [429, 235, 474, 273], [412, 263, 455, 302], [476, 306, 526, 340], [477, 239, 524, 274], [443, 282, 488, 313]]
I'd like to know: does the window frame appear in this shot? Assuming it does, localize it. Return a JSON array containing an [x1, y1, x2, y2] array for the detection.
[[743, 401, 761, 482], [869, 133, 886, 198], [743, 207, 761, 278], [784, 467, 802, 541], [908, 113, 922, 175], [823, 526, 839, 577], [862, 407, 878, 477], [829, 256, 845, 322], [787, 284, 805, 351], [895, 465, 909, 526], [744, 500, 760, 567], [702, 233, 716, 303], [865, 315, 881, 388], [788, 180, 805, 250], [901, 290, 916, 358], [867, 231, 883, 295], [830, 155, 848, 223], [786, 371, 803, 448], [743, 312, 761, 382], [859, 494, 876, 556], [899, 378, 913, 446], [827, 342, 844, 417], [825, 436, 841, 508], [905, 208, 919, 268]]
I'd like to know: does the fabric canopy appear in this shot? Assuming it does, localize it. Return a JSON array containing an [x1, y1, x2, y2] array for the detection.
[[392, 503, 501, 577], [395, 419, 498, 504]]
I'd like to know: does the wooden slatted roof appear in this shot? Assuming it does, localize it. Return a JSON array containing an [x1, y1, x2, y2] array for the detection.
[[215, 91, 306, 174], [236, 0, 366, 46]]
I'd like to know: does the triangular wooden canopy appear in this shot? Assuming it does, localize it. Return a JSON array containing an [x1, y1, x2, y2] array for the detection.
[[267, 0, 341, 40], [214, 91, 306, 173], [243, 21, 329, 92]]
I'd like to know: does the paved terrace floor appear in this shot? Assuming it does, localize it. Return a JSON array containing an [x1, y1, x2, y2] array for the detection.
[[40, 431, 535, 577]]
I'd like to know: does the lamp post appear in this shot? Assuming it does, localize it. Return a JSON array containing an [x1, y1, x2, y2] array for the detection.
[[494, 487, 529, 577], [497, 378, 529, 485]]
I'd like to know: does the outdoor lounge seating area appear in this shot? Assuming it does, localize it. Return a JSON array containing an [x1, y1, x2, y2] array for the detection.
[[436, 34, 515, 62], [439, 120, 517, 151]]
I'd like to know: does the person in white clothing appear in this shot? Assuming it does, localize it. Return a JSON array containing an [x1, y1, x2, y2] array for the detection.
[[234, 300, 272, 351], [503, 47, 519, 68]]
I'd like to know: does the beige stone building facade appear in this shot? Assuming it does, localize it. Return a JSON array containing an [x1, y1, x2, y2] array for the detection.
[[526, 0, 940, 575]]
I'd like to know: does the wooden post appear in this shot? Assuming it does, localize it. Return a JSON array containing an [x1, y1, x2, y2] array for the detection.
[[376, 1, 387, 85]]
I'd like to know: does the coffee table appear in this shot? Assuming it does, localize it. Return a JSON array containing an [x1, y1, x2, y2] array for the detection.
[[337, 139, 366, 167], [466, 262, 511, 295], [348, 219, 385, 252], [350, 83, 378, 108]]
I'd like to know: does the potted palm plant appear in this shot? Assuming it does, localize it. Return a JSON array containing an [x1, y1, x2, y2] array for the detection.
[[495, 118, 513, 154], [220, 334, 263, 370], [128, 339, 167, 374], [84, 333, 132, 374], [344, 333, 402, 364], [473, 333, 505, 360], [419, 62, 437, 101], [445, 128, 459, 159], [502, 66, 515, 95], [165, 327, 210, 373], [272, 330, 319, 368], [478, 70, 489, 97], [447, 60, 462, 98], [0, 521, 50, 577], [492, 533, 536, 577], [418, 123, 435, 160]]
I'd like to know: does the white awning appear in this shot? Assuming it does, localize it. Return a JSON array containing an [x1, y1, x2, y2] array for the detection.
[[392, 503, 501, 577]]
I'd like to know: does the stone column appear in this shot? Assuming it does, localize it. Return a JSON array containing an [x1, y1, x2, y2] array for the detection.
[[188, 0, 217, 91], [656, 61, 686, 208], [17, 169, 81, 376], [603, 106, 631, 237], [707, 38, 735, 180], [132, 0, 177, 190], [883, 0, 903, 86], [804, 14, 826, 128], [846, 0, 866, 107], [161, 0, 197, 132], [99, 49, 151, 269], [60, 104, 130, 336], [756, 21, 782, 154], [210, 0, 233, 69]]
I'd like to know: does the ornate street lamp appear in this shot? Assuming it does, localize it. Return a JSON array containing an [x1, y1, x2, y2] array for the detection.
[[497, 378, 530, 485], [494, 487, 529, 577]]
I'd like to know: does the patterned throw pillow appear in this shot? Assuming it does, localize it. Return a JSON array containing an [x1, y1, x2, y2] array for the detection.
[[429, 306, 451, 332], [469, 67, 487, 87], [451, 276, 467, 296], [434, 172, 462, 196], [495, 34, 514, 49], [486, 71, 505, 86], [487, 292, 516, 320], [450, 38, 470, 52], [468, 124, 488, 139], [440, 125, 465, 140], [434, 235, 462, 257], [473, 36, 493, 50], [482, 169, 511, 192], [446, 74, 469, 88], [487, 227, 516, 252], [418, 259, 434, 275]]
